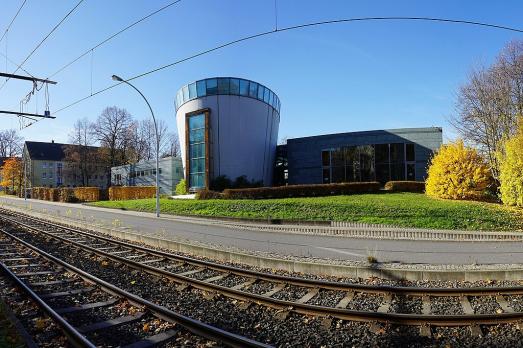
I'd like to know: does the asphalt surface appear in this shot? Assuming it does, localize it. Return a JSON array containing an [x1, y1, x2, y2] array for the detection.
[[1, 195, 522, 265]]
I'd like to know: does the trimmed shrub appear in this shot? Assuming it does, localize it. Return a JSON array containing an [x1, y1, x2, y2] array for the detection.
[[99, 189, 109, 201], [31, 187, 44, 200], [49, 188, 59, 201], [175, 179, 187, 195], [73, 187, 100, 202], [58, 188, 77, 203], [384, 181, 425, 193], [196, 190, 223, 200], [31, 187, 101, 202], [109, 186, 156, 201], [425, 140, 493, 201], [222, 182, 380, 200]]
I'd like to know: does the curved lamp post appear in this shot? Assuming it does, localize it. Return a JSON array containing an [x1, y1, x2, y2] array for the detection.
[[112, 74, 160, 217]]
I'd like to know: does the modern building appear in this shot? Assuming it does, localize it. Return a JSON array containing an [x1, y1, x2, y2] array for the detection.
[[23, 141, 108, 189], [284, 127, 443, 185], [175, 77, 281, 191], [111, 156, 183, 195]]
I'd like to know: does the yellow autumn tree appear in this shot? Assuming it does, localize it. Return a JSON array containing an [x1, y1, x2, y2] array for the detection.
[[425, 140, 493, 200], [0, 157, 23, 195], [497, 118, 523, 207]]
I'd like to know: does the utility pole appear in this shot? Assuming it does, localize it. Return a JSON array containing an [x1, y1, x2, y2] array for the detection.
[[112, 74, 161, 217]]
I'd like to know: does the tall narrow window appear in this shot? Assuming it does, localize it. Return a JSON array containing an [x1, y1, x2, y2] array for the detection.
[[187, 113, 207, 189]]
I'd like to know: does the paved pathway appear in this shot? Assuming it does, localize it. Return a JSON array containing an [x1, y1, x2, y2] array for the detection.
[[1, 196, 522, 265]]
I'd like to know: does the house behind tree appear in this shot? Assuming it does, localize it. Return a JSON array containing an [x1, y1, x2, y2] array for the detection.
[[23, 141, 108, 189]]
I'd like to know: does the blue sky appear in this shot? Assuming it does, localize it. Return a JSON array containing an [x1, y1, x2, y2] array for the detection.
[[0, 0, 521, 144]]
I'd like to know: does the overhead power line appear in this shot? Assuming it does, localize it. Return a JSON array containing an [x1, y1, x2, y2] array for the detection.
[[0, 51, 35, 77], [53, 16, 523, 115], [47, 0, 182, 79], [0, 0, 85, 91], [0, 0, 28, 44]]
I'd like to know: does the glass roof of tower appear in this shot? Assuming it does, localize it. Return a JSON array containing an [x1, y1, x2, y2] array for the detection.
[[175, 77, 281, 113]]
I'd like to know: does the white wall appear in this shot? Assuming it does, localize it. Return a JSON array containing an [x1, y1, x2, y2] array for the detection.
[[176, 94, 280, 187]]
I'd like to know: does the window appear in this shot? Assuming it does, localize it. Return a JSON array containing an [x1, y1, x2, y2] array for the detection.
[[239, 79, 249, 96], [257, 85, 265, 100], [322, 168, 330, 183], [375, 144, 389, 163], [182, 85, 189, 101], [263, 87, 270, 103], [57, 163, 63, 185], [230, 78, 239, 95], [206, 78, 217, 95], [196, 80, 206, 97], [407, 163, 416, 180], [188, 82, 197, 99], [159, 168, 162, 174], [187, 113, 206, 189], [406, 143, 415, 162], [390, 143, 404, 162], [217, 78, 230, 94], [42, 172, 46, 179], [249, 82, 258, 98], [321, 143, 412, 184], [42, 162, 47, 169], [321, 151, 330, 166]]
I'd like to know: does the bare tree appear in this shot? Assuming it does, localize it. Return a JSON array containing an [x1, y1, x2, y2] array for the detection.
[[0, 129, 24, 157], [162, 132, 181, 158], [64, 118, 96, 186], [91, 106, 133, 186], [451, 39, 523, 179], [136, 118, 169, 160]]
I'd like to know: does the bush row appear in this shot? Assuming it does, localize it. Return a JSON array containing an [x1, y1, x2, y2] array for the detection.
[[31, 187, 103, 202], [196, 182, 381, 200], [384, 181, 425, 193], [108, 186, 156, 201], [195, 189, 223, 200]]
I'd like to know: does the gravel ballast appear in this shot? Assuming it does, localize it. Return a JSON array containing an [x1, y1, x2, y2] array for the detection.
[[5, 220, 523, 347]]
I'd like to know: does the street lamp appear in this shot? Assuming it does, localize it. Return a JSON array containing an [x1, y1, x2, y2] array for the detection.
[[112, 74, 160, 217]]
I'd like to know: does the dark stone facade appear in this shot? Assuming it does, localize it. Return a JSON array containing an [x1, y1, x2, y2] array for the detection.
[[286, 127, 443, 185]]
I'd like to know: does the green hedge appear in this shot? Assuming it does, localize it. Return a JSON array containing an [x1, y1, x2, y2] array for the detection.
[[222, 182, 380, 200], [384, 181, 425, 193]]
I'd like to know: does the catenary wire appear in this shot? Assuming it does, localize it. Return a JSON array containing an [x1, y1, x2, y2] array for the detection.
[[0, 0, 28, 44], [0, 0, 85, 91], [47, 0, 182, 79], [47, 16, 523, 115], [0, 51, 35, 77]]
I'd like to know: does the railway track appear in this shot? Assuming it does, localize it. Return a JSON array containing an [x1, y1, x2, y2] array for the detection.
[[2, 207, 523, 339], [0, 219, 271, 347]]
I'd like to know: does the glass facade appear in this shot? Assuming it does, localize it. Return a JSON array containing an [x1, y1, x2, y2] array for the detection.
[[175, 77, 281, 113], [188, 113, 206, 189], [322, 143, 416, 184]]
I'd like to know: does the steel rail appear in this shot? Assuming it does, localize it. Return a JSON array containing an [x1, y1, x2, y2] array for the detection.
[[2, 209, 523, 297], [0, 258, 95, 347], [0, 227, 272, 348], [3, 213, 523, 326]]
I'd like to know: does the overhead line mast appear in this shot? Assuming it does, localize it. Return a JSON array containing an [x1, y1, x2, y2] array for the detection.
[[0, 72, 57, 119]]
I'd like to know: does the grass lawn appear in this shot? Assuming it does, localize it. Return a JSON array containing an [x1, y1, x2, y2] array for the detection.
[[90, 193, 523, 231]]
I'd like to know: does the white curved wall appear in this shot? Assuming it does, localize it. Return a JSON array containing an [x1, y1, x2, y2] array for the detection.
[[176, 94, 280, 187]]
